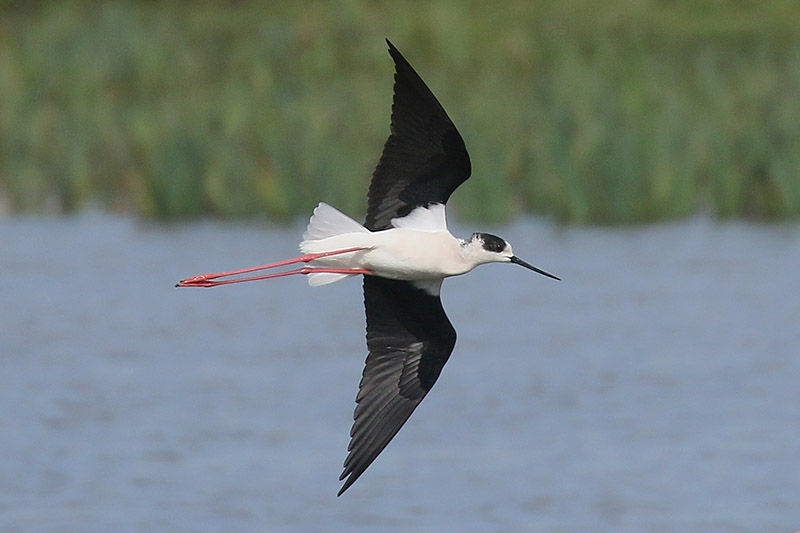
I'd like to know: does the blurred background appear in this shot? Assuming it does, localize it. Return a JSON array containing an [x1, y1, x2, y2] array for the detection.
[[2, 0, 800, 223], [2, 1, 800, 532]]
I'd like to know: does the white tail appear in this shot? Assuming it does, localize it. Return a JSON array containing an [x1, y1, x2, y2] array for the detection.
[[302, 203, 368, 242], [300, 203, 371, 286], [306, 271, 352, 286]]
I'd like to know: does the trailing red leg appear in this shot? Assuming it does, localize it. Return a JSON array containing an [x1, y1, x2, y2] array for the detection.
[[176, 247, 369, 287]]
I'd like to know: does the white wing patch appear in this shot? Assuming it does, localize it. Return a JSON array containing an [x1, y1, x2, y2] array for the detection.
[[390, 203, 448, 232], [303, 203, 368, 242]]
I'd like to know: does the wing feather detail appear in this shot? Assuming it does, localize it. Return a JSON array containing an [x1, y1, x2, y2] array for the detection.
[[338, 277, 456, 495], [365, 40, 471, 231]]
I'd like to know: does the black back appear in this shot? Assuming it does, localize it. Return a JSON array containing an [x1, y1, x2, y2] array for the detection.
[[364, 40, 471, 231]]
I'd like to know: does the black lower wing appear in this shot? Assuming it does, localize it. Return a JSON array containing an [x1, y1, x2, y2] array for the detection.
[[338, 277, 457, 495]]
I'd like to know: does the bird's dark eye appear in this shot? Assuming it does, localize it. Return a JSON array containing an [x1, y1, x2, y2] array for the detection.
[[479, 233, 506, 253]]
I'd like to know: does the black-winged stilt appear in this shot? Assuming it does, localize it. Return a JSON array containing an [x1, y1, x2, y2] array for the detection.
[[177, 40, 559, 496]]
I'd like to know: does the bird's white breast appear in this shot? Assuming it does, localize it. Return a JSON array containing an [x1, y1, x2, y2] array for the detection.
[[301, 228, 469, 280], [360, 229, 467, 280], [299, 203, 475, 282]]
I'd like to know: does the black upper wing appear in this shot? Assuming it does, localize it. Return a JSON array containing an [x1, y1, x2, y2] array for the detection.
[[364, 40, 471, 231], [338, 277, 457, 495]]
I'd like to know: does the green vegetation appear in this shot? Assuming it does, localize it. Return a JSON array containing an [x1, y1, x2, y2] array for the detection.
[[2, 0, 800, 224]]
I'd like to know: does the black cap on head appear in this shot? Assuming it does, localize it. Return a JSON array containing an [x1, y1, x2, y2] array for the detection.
[[476, 233, 506, 253]]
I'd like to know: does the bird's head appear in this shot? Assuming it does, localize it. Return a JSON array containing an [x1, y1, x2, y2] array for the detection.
[[464, 232, 560, 280]]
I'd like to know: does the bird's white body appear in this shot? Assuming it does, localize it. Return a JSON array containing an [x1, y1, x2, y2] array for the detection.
[[300, 202, 512, 289], [177, 41, 558, 496]]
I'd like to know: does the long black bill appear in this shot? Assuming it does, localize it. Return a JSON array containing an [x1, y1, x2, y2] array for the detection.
[[510, 256, 560, 281]]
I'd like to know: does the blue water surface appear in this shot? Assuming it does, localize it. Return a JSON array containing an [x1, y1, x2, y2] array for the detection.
[[1, 212, 799, 532]]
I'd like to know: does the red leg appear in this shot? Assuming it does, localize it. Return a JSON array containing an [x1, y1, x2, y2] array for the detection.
[[179, 267, 372, 287], [176, 247, 368, 287]]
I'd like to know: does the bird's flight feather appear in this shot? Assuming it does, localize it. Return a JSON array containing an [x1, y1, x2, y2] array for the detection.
[[364, 40, 471, 232], [339, 40, 469, 495], [339, 277, 456, 495]]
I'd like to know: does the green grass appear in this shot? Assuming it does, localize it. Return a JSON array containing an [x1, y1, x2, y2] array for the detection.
[[2, 0, 800, 224]]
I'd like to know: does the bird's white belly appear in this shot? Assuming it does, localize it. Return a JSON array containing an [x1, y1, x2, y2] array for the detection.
[[305, 229, 467, 280], [363, 230, 466, 280]]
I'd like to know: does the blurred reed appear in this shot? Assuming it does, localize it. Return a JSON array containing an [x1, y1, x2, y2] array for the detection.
[[1, 0, 799, 223]]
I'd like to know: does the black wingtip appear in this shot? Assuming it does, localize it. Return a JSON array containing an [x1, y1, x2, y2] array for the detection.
[[337, 461, 360, 496], [385, 39, 400, 62], [385, 38, 411, 69], [337, 477, 354, 497]]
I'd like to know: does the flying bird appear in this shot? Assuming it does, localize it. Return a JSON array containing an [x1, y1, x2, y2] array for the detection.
[[177, 40, 559, 496]]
